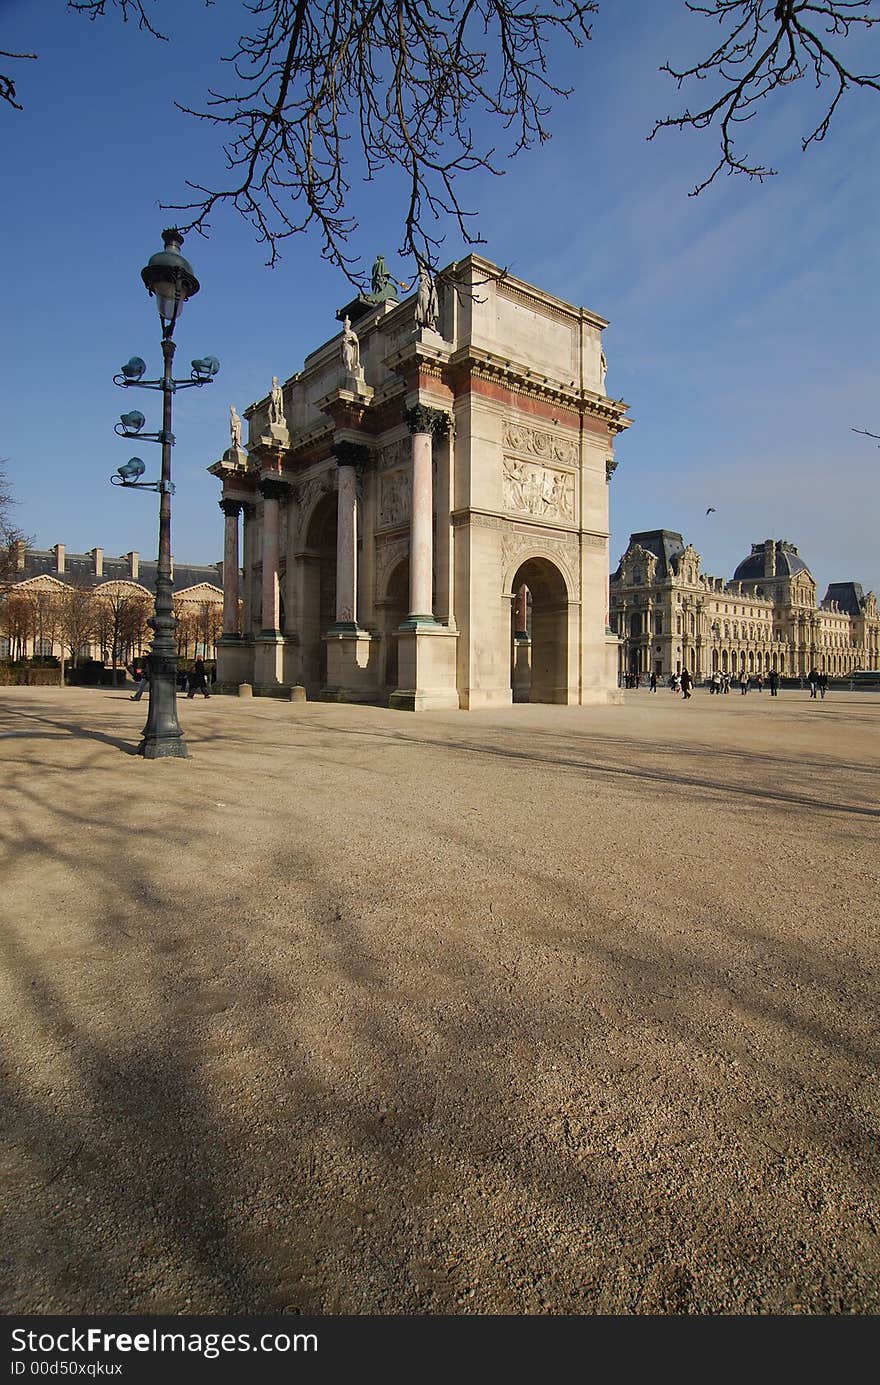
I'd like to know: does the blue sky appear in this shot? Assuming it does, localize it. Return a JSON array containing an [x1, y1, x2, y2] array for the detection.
[[2, 0, 878, 597]]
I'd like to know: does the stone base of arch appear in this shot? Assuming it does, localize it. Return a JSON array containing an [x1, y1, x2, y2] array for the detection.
[[254, 631, 290, 695], [321, 628, 383, 703], [390, 625, 460, 711], [215, 635, 255, 693]]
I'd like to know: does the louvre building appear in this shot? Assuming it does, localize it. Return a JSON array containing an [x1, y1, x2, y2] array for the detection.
[[610, 531, 879, 682]]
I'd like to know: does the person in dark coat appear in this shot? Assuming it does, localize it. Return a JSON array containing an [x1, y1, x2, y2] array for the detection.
[[680, 667, 692, 700], [807, 666, 820, 699], [768, 669, 780, 697], [187, 657, 211, 699]]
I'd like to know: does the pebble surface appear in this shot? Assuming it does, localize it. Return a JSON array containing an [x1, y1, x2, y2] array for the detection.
[[0, 685, 878, 1315]]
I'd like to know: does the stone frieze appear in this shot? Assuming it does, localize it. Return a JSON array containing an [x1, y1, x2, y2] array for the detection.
[[502, 455, 575, 522]]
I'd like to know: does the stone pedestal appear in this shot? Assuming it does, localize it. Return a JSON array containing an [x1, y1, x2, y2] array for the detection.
[[254, 632, 287, 694], [512, 636, 532, 703], [216, 635, 254, 693], [390, 626, 459, 711], [321, 630, 382, 703]]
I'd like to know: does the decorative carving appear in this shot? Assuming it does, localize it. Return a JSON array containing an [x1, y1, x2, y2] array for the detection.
[[259, 477, 290, 502], [599, 348, 607, 393], [379, 470, 411, 528], [502, 456, 575, 522], [605, 457, 617, 483], [219, 498, 242, 518], [502, 419, 578, 466], [229, 404, 242, 450], [403, 404, 449, 436], [268, 376, 286, 427], [293, 475, 330, 537], [375, 535, 410, 595], [414, 266, 440, 331], [377, 436, 411, 471], [500, 531, 577, 594], [332, 441, 371, 470], [341, 316, 360, 376]]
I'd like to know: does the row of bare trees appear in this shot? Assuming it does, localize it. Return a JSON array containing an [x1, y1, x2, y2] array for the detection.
[[0, 582, 223, 667]]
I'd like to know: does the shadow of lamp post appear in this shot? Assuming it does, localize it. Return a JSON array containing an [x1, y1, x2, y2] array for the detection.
[[110, 229, 219, 758]]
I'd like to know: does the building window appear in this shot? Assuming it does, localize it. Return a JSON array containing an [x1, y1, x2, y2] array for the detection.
[[655, 614, 663, 636], [0, 637, 9, 658]]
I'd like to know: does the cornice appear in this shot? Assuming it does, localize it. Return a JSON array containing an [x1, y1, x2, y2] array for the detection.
[[447, 346, 631, 432]]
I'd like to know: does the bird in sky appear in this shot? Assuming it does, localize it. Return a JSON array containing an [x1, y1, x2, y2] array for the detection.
[[706, 507, 716, 514]]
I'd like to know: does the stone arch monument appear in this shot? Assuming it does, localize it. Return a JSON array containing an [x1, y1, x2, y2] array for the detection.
[[209, 254, 630, 708]]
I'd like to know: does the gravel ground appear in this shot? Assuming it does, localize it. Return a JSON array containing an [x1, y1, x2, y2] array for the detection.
[[0, 684, 878, 1316]]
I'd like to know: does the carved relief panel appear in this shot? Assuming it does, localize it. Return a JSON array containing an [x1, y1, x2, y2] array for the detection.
[[502, 420, 577, 524], [379, 470, 411, 528]]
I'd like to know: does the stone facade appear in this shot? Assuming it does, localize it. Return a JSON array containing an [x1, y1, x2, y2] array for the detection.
[[1, 544, 224, 662], [610, 531, 880, 681], [210, 255, 630, 707]]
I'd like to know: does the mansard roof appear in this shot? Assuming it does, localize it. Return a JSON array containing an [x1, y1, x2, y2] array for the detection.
[[822, 582, 866, 616], [733, 540, 810, 582], [20, 549, 222, 595], [626, 530, 686, 578]]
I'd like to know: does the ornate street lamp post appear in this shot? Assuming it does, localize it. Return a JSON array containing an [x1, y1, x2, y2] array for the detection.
[[111, 229, 219, 758]]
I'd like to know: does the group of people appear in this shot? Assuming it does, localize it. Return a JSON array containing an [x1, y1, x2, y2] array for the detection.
[[127, 658, 212, 700], [807, 668, 829, 699], [625, 667, 829, 700]]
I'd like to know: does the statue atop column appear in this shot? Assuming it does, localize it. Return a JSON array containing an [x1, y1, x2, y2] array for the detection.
[[341, 315, 361, 377], [269, 375, 286, 427], [414, 266, 440, 332], [371, 254, 392, 297], [229, 403, 243, 451]]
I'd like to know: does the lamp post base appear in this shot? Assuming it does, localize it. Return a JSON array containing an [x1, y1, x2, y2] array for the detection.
[[137, 652, 188, 759]]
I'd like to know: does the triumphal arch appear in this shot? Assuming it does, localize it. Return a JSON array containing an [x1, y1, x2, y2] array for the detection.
[[209, 254, 630, 709]]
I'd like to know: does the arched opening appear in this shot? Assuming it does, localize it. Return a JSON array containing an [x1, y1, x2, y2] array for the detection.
[[509, 557, 569, 704], [300, 492, 337, 694], [382, 558, 409, 692]]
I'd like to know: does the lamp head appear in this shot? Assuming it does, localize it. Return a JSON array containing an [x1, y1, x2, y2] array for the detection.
[[120, 410, 145, 433], [121, 356, 146, 381], [141, 229, 199, 332], [191, 355, 220, 382], [117, 457, 146, 482]]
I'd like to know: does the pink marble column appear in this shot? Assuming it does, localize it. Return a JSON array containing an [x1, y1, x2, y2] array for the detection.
[[514, 583, 529, 637], [403, 406, 445, 624], [331, 443, 369, 630], [259, 477, 287, 634], [219, 498, 241, 636], [241, 502, 255, 637]]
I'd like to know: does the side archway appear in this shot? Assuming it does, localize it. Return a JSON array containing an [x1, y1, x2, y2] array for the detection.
[[508, 555, 571, 704]]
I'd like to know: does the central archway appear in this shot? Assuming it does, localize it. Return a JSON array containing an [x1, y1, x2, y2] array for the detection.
[[509, 556, 570, 704]]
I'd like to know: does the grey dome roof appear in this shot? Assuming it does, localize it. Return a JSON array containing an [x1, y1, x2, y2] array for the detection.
[[734, 540, 809, 582]]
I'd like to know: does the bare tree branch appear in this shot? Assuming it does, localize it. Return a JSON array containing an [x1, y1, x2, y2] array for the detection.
[[650, 1, 880, 194], [0, 50, 37, 111]]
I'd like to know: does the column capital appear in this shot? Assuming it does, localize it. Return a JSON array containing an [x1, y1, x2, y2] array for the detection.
[[332, 440, 372, 471], [403, 404, 449, 437], [259, 477, 290, 502], [219, 498, 243, 518]]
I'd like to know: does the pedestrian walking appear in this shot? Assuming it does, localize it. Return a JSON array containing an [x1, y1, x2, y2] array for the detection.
[[819, 672, 828, 700], [649, 670, 658, 693], [187, 657, 211, 699], [711, 671, 722, 695], [768, 669, 780, 697], [680, 667, 692, 700], [129, 661, 148, 701], [741, 674, 749, 695], [807, 666, 820, 699], [756, 673, 764, 693]]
